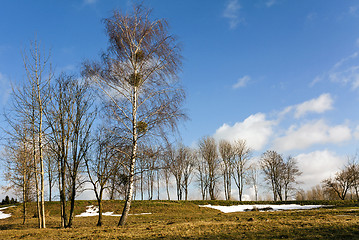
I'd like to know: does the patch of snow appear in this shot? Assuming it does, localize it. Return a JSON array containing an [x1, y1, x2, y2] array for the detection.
[[0, 206, 14, 219], [199, 204, 325, 213], [75, 205, 152, 217]]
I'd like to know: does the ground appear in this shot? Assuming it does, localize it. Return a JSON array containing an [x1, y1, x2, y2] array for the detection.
[[0, 200, 358, 239]]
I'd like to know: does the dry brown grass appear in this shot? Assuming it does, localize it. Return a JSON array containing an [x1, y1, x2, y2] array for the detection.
[[0, 200, 359, 239]]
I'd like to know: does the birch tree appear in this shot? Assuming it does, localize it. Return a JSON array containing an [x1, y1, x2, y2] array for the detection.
[[83, 5, 185, 226]]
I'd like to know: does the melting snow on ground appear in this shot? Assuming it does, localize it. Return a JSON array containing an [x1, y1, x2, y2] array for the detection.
[[199, 204, 326, 213], [0, 206, 14, 219], [75, 205, 152, 217]]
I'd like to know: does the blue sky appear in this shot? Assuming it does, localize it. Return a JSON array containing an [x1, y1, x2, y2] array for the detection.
[[1, 0, 359, 198]]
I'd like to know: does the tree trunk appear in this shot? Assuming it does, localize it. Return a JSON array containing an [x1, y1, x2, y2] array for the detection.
[[66, 178, 77, 228], [118, 86, 138, 227], [97, 190, 103, 226], [22, 173, 26, 225]]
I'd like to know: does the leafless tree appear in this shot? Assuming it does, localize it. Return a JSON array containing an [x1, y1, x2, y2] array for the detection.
[[44, 146, 57, 202], [165, 143, 194, 200], [247, 162, 259, 201], [83, 5, 185, 226], [182, 148, 195, 201], [161, 150, 172, 200], [4, 40, 52, 228], [232, 139, 251, 201], [322, 166, 354, 200], [198, 136, 219, 200], [218, 140, 235, 200], [282, 156, 302, 201], [166, 143, 185, 200], [195, 150, 209, 200], [2, 121, 34, 224], [347, 154, 359, 199], [85, 127, 119, 226], [260, 150, 285, 201], [46, 74, 95, 228]]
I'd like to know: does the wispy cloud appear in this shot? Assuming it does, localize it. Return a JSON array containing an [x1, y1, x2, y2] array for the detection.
[[223, 0, 242, 29], [0, 73, 11, 105], [266, 0, 277, 7], [311, 51, 359, 90], [232, 75, 250, 89], [83, 0, 97, 5], [306, 12, 317, 22], [349, 6, 358, 15]]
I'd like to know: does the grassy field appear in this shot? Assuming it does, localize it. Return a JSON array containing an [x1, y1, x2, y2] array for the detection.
[[0, 200, 359, 239]]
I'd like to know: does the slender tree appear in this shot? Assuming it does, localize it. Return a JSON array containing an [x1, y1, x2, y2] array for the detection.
[[218, 140, 235, 200], [83, 5, 185, 226], [85, 127, 119, 226], [2, 121, 34, 224], [232, 139, 251, 201], [282, 156, 301, 201], [198, 136, 219, 200]]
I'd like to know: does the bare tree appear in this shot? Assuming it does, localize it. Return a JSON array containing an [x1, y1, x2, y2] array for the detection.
[[198, 136, 219, 200], [2, 121, 34, 224], [260, 150, 284, 201], [218, 140, 235, 200], [182, 148, 195, 201], [247, 162, 259, 201], [85, 127, 119, 226], [83, 5, 185, 226], [165, 143, 194, 200], [195, 151, 209, 200], [167, 144, 185, 200], [44, 147, 57, 202], [232, 139, 251, 201], [282, 156, 301, 201], [161, 150, 172, 200], [4, 40, 52, 228], [322, 166, 354, 200], [46, 74, 95, 228], [347, 154, 359, 199]]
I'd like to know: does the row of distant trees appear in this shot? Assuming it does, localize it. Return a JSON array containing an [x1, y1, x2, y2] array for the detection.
[[297, 158, 359, 201]]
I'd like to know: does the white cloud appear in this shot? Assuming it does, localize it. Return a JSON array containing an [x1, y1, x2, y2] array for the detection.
[[83, 0, 97, 5], [266, 0, 277, 7], [213, 113, 276, 151], [273, 119, 351, 152], [354, 125, 359, 139], [295, 150, 346, 189], [0, 73, 11, 105], [312, 52, 359, 90], [223, 0, 242, 29], [294, 93, 334, 118], [349, 6, 358, 15], [306, 12, 317, 22], [232, 75, 250, 89]]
